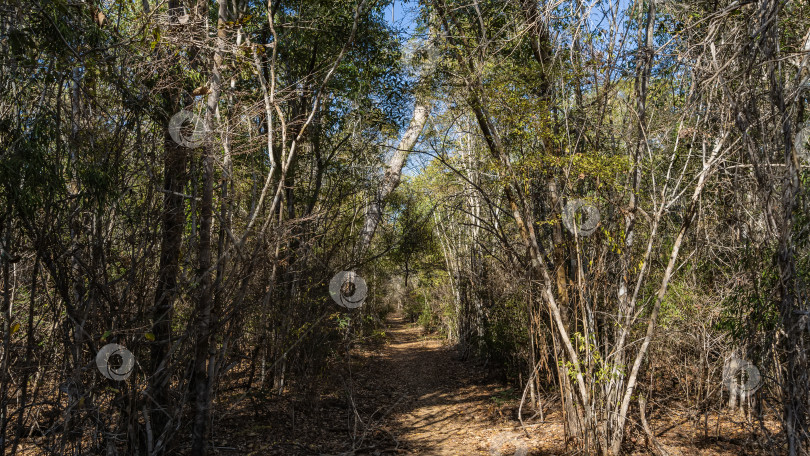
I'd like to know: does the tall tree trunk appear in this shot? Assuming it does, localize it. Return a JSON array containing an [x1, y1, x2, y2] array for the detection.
[[190, 0, 228, 454], [149, 2, 188, 451], [768, 8, 805, 454], [355, 101, 430, 260], [607, 0, 656, 450]]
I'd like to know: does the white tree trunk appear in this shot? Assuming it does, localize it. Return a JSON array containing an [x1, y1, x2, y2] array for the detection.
[[355, 101, 430, 260]]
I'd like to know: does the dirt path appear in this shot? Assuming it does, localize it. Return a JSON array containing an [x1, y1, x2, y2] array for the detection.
[[216, 315, 772, 455], [348, 315, 563, 455], [214, 314, 563, 456]]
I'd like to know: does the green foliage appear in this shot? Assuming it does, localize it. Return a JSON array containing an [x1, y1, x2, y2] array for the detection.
[[560, 332, 623, 385]]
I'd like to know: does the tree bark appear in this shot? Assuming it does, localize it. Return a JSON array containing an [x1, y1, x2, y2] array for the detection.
[[191, 0, 228, 454], [149, 2, 187, 451], [355, 101, 430, 260]]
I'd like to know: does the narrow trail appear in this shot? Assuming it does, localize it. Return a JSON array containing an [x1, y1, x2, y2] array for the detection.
[[334, 315, 772, 456], [217, 315, 762, 455], [216, 314, 564, 456], [348, 315, 563, 455]]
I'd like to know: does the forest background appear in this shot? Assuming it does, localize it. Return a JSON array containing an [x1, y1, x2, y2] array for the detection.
[[0, 0, 809, 455]]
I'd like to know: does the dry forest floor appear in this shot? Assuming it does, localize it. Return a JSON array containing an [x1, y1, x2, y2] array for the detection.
[[211, 314, 776, 455]]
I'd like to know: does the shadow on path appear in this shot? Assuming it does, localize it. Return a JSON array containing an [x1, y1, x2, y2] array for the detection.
[[345, 315, 563, 455]]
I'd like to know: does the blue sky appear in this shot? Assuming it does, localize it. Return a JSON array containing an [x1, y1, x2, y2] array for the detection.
[[382, 0, 637, 178], [386, 0, 418, 36]]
